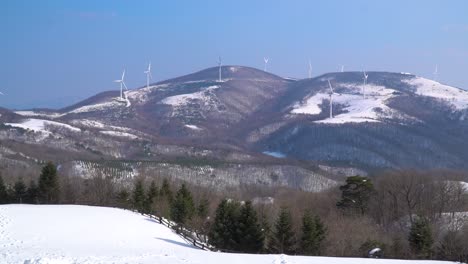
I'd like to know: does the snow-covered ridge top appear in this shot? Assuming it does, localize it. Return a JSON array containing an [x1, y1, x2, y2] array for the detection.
[[403, 77, 468, 110], [161, 85, 220, 106], [290, 83, 403, 124]]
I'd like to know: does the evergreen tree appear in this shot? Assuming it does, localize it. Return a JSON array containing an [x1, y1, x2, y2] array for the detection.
[[237, 201, 264, 253], [409, 216, 433, 258], [269, 207, 296, 254], [0, 175, 9, 204], [170, 183, 195, 225], [25, 180, 39, 204], [197, 198, 209, 219], [157, 178, 173, 218], [132, 179, 146, 212], [260, 212, 272, 253], [13, 178, 27, 203], [38, 162, 60, 204], [160, 178, 173, 202], [143, 180, 158, 214], [116, 189, 131, 209], [209, 199, 241, 250], [300, 211, 326, 255], [336, 175, 374, 215]]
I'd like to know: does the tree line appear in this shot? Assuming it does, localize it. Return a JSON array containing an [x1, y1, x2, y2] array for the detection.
[[1, 162, 467, 261]]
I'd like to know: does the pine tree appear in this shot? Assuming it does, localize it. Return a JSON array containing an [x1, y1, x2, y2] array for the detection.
[[143, 180, 158, 214], [0, 175, 9, 204], [237, 201, 264, 253], [409, 216, 433, 258], [269, 207, 296, 254], [38, 161, 60, 204], [170, 183, 195, 225], [157, 178, 173, 218], [209, 199, 241, 250], [13, 178, 27, 203], [336, 175, 374, 215], [197, 198, 209, 219], [25, 180, 39, 204], [132, 179, 145, 212], [300, 212, 326, 255]]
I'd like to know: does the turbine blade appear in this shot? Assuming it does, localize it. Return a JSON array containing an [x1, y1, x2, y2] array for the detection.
[[123, 82, 128, 90], [122, 70, 126, 80]]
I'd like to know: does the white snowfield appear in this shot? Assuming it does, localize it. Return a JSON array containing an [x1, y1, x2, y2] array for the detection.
[[5, 118, 81, 133], [403, 77, 468, 110], [161, 85, 220, 107], [0, 205, 457, 264], [291, 76, 468, 124]]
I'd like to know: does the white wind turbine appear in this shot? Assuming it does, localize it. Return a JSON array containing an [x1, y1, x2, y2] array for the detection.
[[362, 71, 369, 96], [264, 57, 269, 72], [308, 60, 312, 78], [218, 56, 222, 82], [144, 62, 152, 89], [433, 65, 438, 82], [328, 80, 338, 119], [114, 69, 128, 100]]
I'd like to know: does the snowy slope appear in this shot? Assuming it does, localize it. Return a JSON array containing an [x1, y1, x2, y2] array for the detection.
[[0, 205, 458, 264], [289, 76, 467, 124], [5, 118, 81, 133]]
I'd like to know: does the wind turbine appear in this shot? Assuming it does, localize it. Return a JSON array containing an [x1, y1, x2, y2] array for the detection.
[[218, 56, 222, 82], [362, 71, 369, 96], [340, 65, 345, 72], [308, 60, 312, 78], [264, 57, 269, 72], [328, 80, 338, 119], [114, 69, 128, 100], [144, 62, 152, 88], [433, 65, 438, 82]]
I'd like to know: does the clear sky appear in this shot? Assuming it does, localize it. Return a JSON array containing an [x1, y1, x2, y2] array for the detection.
[[1, 0, 467, 109]]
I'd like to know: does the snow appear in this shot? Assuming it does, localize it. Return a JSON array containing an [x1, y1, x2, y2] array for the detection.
[[403, 77, 468, 110], [161, 85, 219, 106], [5, 119, 81, 133], [14, 111, 64, 119], [185, 124, 202, 130], [0, 205, 456, 264], [291, 84, 404, 124], [68, 101, 121, 114], [263, 151, 287, 158], [100, 130, 138, 139]]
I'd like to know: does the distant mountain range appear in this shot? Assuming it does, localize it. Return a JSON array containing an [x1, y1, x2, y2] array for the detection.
[[1, 66, 468, 190]]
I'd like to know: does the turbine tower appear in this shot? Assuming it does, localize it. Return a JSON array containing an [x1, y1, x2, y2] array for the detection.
[[362, 71, 369, 96], [144, 62, 152, 89], [114, 69, 128, 100], [218, 56, 222, 82], [264, 57, 269, 72], [433, 65, 438, 82], [308, 60, 312, 78], [341, 65, 345, 73], [328, 80, 338, 119]]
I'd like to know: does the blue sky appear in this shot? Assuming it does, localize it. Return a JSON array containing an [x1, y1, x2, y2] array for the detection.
[[1, 0, 467, 109]]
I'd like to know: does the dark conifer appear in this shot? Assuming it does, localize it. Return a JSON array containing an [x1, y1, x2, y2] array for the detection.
[[237, 201, 264, 253], [269, 207, 296, 254], [38, 161, 60, 204]]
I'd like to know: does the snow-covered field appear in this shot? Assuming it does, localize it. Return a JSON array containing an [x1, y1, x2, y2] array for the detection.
[[5, 119, 81, 133], [0, 205, 458, 264]]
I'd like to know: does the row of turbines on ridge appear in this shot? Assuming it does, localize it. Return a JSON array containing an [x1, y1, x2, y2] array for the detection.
[[113, 59, 440, 120]]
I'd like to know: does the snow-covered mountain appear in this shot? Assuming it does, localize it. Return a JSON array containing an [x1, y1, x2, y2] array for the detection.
[[0, 204, 457, 264], [1, 67, 468, 186]]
